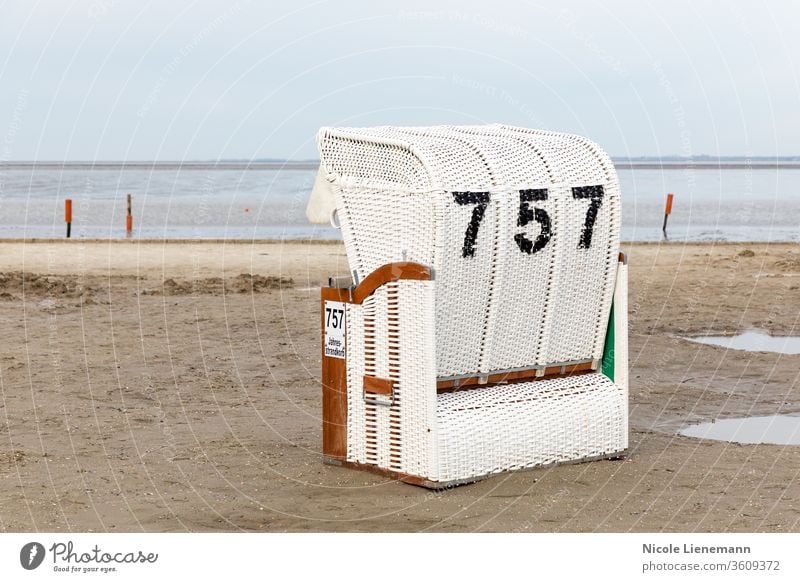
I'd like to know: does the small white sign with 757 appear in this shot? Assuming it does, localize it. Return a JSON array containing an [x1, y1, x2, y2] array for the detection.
[[324, 301, 347, 359]]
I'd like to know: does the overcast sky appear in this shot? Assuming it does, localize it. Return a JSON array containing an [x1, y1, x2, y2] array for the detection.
[[1, 0, 798, 160]]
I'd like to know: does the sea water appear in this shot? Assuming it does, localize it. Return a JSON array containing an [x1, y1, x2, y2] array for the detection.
[[1, 163, 798, 241]]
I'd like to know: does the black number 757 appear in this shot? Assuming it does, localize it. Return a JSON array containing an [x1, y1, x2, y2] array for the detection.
[[325, 307, 344, 329], [453, 186, 605, 257]]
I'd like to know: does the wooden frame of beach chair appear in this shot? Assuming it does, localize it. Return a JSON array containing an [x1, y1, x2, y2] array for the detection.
[[310, 125, 628, 488]]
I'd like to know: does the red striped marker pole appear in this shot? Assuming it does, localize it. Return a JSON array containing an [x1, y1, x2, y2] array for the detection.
[[662, 193, 674, 240], [126, 193, 133, 237], [65, 199, 72, 238]]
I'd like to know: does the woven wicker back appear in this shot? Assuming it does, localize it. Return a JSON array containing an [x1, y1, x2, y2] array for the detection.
[[318, 124, 621, 377]]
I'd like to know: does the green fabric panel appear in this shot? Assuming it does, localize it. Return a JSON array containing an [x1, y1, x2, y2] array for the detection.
[[601, 302, 615, 381]]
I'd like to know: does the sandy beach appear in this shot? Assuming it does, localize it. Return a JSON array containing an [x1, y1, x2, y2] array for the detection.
[[1, 240, 799, 532]]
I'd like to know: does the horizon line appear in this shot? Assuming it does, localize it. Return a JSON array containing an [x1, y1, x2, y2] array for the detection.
[[1, 154, 799, 164], [1, 156, 800, 171]]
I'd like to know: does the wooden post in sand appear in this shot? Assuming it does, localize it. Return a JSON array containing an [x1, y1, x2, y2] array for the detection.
[[662, 193, 674, 240], [126, 193, 132, 237], [65, 199, 72, 238]]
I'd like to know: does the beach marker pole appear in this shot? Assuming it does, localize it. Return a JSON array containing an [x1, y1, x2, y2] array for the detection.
[[65, 199, 72, 238], [662, 193, 674, 240], [126, 193, 132, 237]]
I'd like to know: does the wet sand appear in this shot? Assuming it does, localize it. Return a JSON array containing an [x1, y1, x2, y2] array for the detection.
[[1, 240, 799, 532]]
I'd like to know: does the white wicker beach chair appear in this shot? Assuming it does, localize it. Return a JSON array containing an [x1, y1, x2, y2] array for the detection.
[[308, 124, 628, 487]]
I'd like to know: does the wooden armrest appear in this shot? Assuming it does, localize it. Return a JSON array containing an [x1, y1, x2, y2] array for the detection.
[[351, 262, 432, 304]]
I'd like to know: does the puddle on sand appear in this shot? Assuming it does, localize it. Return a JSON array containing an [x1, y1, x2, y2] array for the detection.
[[683, 330, 800, 355], [680, 416, 800, 445]]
